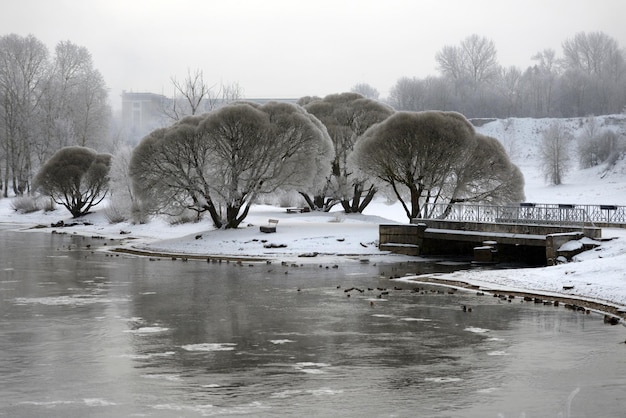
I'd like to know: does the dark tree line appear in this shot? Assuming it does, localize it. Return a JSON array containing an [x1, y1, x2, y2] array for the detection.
[[388, 32, 626, 118]]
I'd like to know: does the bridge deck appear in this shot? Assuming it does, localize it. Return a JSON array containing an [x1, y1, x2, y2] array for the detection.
[[424, 228, 546, 246]]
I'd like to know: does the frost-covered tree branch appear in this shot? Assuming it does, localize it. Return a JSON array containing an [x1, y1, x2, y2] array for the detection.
[[130, 102, 333, 229]]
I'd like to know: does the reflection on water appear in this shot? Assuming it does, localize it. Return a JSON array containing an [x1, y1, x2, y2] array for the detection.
[[0, 228, 625, 417]]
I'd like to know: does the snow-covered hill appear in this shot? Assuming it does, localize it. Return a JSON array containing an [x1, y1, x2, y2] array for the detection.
[[473, 114, 626, 205]]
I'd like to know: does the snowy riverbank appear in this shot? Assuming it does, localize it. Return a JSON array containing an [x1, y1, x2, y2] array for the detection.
[[1, 115, 626, 313], [2, 196, 626, 314]]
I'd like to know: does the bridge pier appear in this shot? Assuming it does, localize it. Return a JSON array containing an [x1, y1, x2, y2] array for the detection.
[[379, 220, 601, 266]]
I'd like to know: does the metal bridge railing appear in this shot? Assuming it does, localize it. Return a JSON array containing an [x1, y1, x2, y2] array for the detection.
[[420, 203, 626, 227]]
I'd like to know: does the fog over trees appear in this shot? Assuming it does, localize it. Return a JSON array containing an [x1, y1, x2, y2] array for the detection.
[[3, 30, 624, 226], [389, 31, 626, 118], [0, 34, 110, 198]]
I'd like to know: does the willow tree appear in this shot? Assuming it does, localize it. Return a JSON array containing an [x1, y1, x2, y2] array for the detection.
[[130, 101, 333, 229], [33, 146, 112, 217], [351, 111, 523, 220], [444, 133, 525, 214], [300, 92, 393, 213]]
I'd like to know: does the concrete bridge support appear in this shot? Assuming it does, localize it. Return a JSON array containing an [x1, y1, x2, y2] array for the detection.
[[379, 220, 601, 266]]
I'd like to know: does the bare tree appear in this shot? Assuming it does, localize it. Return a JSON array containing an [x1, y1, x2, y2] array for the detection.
[[301, 92, 394, 213], [166, 68, 211, 120], [163, 69, 243, 121], [520, 49, 560, 117], [0, 34, 49, 196], [42, 41, 110, 151], [130, 102, 333, 229], [33, 146, 111, 217], [560, 32, 626, 115], [436, 34, 500, 86], [388, 77, 426, 111], [495, 66, 523, 116], [562, 32, 623, 78], [434, 34, 501, 116], [539, 123, 572, 185], [388, 76, 453, 113], [350, 83, 380, 100], [435, 45, 464, 81]]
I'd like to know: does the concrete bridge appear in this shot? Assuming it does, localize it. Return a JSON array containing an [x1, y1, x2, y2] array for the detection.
[[379, 203, 610, 266]]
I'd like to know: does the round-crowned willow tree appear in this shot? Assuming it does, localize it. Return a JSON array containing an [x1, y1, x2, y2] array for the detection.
[[33, 146, 112, 217], [300, 92, 394, 213], [129, 101, 334, 229], [350, 111, 524, 221]]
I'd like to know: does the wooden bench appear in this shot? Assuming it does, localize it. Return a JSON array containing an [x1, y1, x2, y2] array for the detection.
[[260, 218, 279, 233]]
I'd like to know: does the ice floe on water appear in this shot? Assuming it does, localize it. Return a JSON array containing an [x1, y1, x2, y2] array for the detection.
[[371, 313, 394, 318], [83, 398, 118, 407], [152, 401, 268, 416], [13, 295, 130, 306], [400, 317, 432, 322], [181, 343, 237, 352], [142, 374, 184, 382], [123, 326, 169, 334], [487, 350, 509, 356], [476, 387, 500, 394], [464, 326, 490, 334], [486, 337, 504, 341], [19, 400, 75, 406], [269, 339, 295, 344], [20, 398, 117, 407], [116, 351, 176, 359], [425, 377, 463, 383], [152, 403, 213, 414], [271, 387, 343, 398], [294, 362, 331, 374]]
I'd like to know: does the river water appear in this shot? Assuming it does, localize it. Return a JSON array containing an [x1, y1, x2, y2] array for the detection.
[[1, 227, 625, 417]]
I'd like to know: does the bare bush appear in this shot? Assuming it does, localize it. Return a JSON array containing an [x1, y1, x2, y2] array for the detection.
[[104, 196, 130, 224], [42, 197, 56, 212], [168, 210, 201, 225], [11, 196, 41, 213]]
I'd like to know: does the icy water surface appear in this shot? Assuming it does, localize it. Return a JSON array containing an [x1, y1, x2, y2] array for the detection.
[[1, 227, 625, 417]]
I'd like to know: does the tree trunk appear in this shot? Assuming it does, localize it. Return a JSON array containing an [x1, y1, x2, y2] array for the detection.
[[410, 184, 421, 219], [203, 198, 223, 229], [299, 192, 335, 212], [387, 180, 409, 220], [356, 186, 377, 213]]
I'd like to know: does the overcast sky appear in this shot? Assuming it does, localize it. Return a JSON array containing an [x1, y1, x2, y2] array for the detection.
[[2, 0, 624, 110]]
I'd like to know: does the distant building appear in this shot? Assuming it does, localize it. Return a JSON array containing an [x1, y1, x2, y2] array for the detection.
[[120, 91, 299, 144], [121, 91, 170, 144]]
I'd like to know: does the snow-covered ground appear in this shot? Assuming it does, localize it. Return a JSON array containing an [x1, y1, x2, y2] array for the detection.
[[1, 115, 626, 312]]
